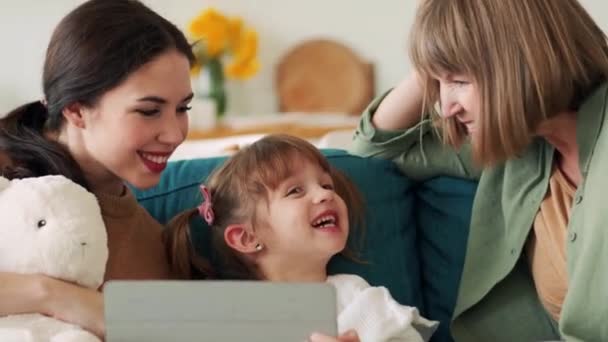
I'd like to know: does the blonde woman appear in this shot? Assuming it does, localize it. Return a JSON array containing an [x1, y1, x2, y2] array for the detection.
[[351, 0, 608, 341]]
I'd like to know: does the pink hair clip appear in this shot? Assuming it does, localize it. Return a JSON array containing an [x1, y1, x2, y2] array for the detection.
[[197, 184, 215, 226]]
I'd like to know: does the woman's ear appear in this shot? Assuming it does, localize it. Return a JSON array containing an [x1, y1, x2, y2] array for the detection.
[[224, 224, 262, 254], [62, 102, 87, 129]]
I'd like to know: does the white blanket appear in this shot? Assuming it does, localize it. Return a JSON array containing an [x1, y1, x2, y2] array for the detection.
[[327, 274, 438, 342]]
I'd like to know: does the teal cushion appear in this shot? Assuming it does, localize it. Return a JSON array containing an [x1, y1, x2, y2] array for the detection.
[[415, 177, 477, 342], [133, 150, 423, 309]]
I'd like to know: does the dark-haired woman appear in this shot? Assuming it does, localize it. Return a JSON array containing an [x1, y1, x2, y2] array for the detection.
[[0, 0, 195, 337]]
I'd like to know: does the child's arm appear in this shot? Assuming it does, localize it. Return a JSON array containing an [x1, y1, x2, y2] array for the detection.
[[0, 272, 104, 338]]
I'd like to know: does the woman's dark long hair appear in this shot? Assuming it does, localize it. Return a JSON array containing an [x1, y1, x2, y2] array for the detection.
[[0, 0, 194, 188]]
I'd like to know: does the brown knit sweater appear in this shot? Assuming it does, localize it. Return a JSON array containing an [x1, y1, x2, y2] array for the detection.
[[95, 188, 171, 283]]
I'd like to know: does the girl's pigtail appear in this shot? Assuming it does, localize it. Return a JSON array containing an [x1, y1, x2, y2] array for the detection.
[[164, 208, 215, 279]]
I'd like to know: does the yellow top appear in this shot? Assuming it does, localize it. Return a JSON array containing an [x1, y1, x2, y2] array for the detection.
[[526, 164, 576, 322]]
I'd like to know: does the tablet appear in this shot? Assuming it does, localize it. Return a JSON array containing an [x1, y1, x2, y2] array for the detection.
[[104, 280, 337, 342]]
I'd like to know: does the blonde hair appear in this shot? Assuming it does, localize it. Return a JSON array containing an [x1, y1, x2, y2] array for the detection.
[[165, 134, 364, 279], [410, 0, 608, 165]]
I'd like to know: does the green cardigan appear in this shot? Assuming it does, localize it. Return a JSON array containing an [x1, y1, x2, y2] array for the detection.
[[350, 84, 608, 341]]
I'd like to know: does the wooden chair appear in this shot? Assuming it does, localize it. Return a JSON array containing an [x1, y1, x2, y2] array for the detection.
[[276, 39, 374, 115]]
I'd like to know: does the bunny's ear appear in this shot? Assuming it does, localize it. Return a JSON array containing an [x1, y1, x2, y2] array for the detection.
[[0, 176, 10, 192]]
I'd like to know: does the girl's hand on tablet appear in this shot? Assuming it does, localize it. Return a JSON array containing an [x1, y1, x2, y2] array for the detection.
[[309, 329, 360, 342]]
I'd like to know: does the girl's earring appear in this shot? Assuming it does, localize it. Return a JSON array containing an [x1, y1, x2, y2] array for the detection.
[[255, 243, 264, 252]]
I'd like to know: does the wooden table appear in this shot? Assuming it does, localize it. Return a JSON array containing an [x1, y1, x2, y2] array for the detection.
[[174, 114, 358, 160], [187, 113, 358, 141], [187, 122, 356, 140]]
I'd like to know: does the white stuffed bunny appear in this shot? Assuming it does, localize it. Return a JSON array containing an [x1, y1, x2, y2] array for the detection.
[[0, 175, 108, 342]]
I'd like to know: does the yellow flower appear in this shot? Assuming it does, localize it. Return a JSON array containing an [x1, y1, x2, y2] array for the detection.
[[226, 30, 259, 79], [188, 8, 230, 57], [234, 30, 257, 63], [226, 58, 260, 80], [188, 8, 260, 81], [190, 62, 202, 77], [227, 17, 243, 49]]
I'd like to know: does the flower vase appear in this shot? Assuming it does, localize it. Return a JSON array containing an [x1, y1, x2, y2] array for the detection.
[[190, 59, 227, 130], [188, 97, 217, 130], [206, 58, 227, 118]]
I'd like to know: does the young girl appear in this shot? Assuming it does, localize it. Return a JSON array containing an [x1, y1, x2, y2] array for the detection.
[[165, 134, 437, 342]]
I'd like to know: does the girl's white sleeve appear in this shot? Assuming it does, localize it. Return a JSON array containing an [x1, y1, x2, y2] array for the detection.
[[327, 274, 438, 342]]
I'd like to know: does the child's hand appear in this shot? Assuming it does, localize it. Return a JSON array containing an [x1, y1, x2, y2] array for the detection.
[[309, 329, 360, 342]]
